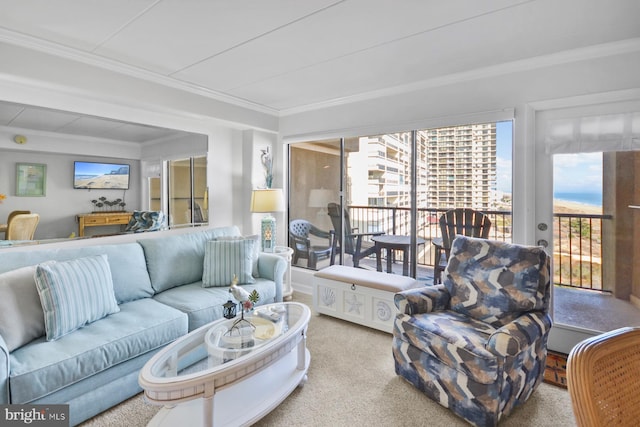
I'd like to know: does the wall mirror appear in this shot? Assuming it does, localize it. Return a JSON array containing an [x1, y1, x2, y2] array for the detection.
[[0, 100, 208, 244]]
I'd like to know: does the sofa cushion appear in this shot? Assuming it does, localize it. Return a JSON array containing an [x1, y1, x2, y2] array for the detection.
[[9, 298, 188, 403], [444, 235, 549, 327], [35, 255, 120, 341], [139, 227, 242, 293], [153, 279, 277, 331], [202, 239, 256, 287], [215, 234, 260, 277], [0, 266, 45, 351], [0, 242, 154, 305], [395, 310, 499, 384]]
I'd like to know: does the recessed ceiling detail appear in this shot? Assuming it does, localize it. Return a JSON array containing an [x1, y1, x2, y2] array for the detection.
[[0, 0, 638, 114]]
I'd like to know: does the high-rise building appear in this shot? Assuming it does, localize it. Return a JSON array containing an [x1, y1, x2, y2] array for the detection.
[[424, 123, 497, 210], [348, 123, 497, 211]]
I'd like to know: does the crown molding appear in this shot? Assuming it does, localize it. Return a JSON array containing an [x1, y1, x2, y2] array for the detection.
[[0, 28, 279, 117], [2, 28, 639, 120], [280, 37, 640, 117]]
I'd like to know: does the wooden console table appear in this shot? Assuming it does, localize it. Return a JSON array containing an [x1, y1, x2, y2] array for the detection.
[[77, 212, 132, 237]]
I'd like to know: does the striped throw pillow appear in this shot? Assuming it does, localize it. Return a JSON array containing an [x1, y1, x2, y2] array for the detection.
[[215, 234, 260, 277], [35, 254, 120, 341], [202, 239, 256, 287]]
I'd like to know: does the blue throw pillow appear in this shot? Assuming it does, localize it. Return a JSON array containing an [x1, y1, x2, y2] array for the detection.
[[34, 254, 120, 341], [214, 234, 260, 277], [202, 239, 256, 287]]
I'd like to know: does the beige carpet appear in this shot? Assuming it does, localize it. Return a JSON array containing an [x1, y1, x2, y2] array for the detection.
[[80, 293, 576, 427]]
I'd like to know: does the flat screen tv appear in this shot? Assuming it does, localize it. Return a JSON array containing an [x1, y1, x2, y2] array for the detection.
[[73, 161, 130, 190]]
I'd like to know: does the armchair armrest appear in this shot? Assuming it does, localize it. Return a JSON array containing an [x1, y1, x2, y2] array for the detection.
[[309, 225, 331, 240], [352, 231, 384, 238], [394, 284, 450, 315], [486, 311, 553, 357], [257, 253, 287, 302]]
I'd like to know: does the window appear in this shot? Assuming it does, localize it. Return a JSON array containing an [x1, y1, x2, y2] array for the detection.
[[288, 120, 513, 278]]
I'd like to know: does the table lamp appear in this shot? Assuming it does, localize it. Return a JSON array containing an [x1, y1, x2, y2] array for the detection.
[[250, 188, 285, 252]]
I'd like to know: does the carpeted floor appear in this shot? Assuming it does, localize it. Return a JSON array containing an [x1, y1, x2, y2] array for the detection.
[[81, 293, 576, 426]]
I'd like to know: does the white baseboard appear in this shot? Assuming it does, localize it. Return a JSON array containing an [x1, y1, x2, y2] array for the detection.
[[291, 266, 314, 295], [548, 323, 599, 354]]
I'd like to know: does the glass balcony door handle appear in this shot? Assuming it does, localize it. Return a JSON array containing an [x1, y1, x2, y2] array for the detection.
[[537, 239, 549, 248]]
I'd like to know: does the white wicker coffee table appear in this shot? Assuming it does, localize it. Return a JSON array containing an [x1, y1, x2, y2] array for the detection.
[[138, 302, 311, 427]]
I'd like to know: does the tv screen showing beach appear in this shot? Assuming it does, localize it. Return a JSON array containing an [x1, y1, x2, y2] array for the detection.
[[74, 161, 130, 189]]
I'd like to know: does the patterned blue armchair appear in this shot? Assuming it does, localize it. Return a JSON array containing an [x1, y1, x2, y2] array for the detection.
[[123, 210, 167, 233], [392, 235, 551, 427]]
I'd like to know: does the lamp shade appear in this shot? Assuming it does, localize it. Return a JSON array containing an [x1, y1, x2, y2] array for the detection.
[[308, 189, 334, 208], [250, 189, 285, 213]]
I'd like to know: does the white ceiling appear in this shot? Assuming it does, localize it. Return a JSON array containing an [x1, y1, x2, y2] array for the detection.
[[0, 100, 190, 143], [0, 0, 639, 142]]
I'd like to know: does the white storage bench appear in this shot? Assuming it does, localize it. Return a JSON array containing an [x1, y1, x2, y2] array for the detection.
[[313, 265, 423, 333]]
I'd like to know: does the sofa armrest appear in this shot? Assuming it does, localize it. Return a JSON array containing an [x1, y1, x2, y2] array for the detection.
[[0, 334, 9, 404], [394, 284, 450, 315], [257, 253, 287, 302], [486, 311, 553, 357]]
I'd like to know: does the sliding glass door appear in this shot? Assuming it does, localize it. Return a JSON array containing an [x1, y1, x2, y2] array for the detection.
[[288, 120, 513, 282], [167, 156, 208, 227], [288, 140, 341, 270]]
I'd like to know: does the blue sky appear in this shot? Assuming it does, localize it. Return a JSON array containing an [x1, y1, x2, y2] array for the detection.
[[553, 152, 603, 193], [495, 121, 602, 195], [496, 121, 512, 193]]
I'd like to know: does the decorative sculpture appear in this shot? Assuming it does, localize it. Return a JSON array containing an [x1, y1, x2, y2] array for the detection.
[[227, 276, 255, 334]]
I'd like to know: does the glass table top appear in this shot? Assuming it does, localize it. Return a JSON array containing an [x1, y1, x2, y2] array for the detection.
[[148, 302, 309, 381]]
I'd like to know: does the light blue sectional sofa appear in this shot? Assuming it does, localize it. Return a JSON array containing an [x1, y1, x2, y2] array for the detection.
[[0, 226, 287, 426]]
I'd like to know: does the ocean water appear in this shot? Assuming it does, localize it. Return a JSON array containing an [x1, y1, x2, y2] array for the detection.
[[553, 192, 602, 207]]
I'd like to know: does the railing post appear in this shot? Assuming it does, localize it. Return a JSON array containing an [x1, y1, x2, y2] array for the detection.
[[392, 207, 397, 235]]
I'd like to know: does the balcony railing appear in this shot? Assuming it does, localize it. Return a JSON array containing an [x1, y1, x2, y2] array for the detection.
[[347, 205, 611, 291]]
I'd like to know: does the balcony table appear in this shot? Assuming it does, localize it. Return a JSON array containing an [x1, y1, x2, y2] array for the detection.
[[372, 235, 425, 276]]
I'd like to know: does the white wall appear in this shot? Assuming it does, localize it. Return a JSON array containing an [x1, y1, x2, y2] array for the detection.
[[0, 42, 279, 134], [0, 42, 279, 238], [0, 149, 141, 239], [280, 49, 640, 245], [3, 38, 639, 247]]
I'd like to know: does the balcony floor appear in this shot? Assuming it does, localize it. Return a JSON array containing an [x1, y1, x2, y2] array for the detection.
[[308, 255, 640, 334]]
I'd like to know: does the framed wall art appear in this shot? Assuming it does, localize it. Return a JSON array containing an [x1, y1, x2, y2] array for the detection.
[[16, 163, 47, 197]]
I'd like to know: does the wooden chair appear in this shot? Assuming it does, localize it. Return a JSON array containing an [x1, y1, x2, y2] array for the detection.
[[1, 210, 30, 239], [6, 213, 40, 240], [327, 203, 384, 268], [7, 210, 31, 223], [567, 327, 640, 427], [288, 219, 332, 269], [433, 208, 491, 284]]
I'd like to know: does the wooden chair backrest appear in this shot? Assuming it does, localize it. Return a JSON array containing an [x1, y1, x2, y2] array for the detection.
[[440, 208, 491, 257], [327, 203, 356, 254]]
